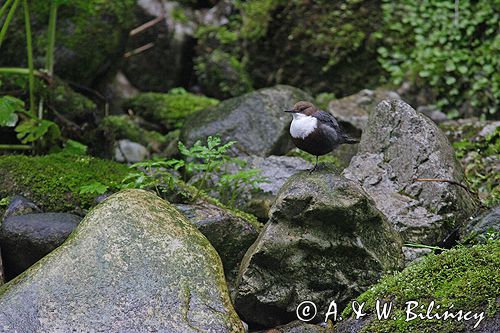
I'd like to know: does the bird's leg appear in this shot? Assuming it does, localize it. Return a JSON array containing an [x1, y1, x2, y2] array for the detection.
[[309, 156, 319, 174]]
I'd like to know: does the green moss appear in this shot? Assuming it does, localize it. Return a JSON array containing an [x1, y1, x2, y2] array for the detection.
[[124, 92, 219, 130], [287, 149, 342, 169], [0, 154, 129, 213], [342, 241, 500, 332], [99, 115, 167, 148]]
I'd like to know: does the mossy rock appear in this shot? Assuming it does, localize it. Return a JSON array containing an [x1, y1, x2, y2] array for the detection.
[[99, 115, 167, 153], [123, 91, 219, 130], [338, 241, 500, 332], [0, 0, 136, 86], [0, 189, 245, 332], [0, 154, 128, 215]]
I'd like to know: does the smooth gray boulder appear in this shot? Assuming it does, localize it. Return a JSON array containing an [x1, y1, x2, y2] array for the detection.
[[0, 213, 81, 281], [114, 139, 150, 163], [0, 190, 244, 333], [234, 171, 403, 328], [344, 99, 477, 245], [175, 202, 261, 290], [181, 85, 313, 156]]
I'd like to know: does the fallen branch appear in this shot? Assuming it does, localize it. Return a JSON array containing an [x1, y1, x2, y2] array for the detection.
[[124, 42, 155, 58], [413, 178, 475, 195], [129, 15, 165, 37]]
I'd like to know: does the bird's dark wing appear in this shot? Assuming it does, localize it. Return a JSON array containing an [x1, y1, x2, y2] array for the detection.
[[312, 111, 342, 132]]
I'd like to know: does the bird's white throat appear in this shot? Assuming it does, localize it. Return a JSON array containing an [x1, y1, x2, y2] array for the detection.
[[290, 113, 318, 139]]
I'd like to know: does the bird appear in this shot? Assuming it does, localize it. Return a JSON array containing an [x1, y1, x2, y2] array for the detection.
[[285, 101, 358, 172]]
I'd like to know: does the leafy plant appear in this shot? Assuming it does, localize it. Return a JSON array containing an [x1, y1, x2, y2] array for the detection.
[[118, 136, 267, 208], [79, 181, 108, 195], [61, 139, 87, 156], [120, 159, 182, 196], [0, 95, 23, 126], [217, 168, 268, 208], [452, 126, 499, 206], [378, 0, 499, 117]]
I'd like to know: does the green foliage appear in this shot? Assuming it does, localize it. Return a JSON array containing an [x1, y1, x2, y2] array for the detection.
[[124, 91, 219, 129], [99, 115, 166, 149], [0, 197, 10, 206], [378, 0, 499, 117], [61, 139, 87, 156], [0, 153, 129, 212], [0, 95, 23, 126], [452, 126, 499, 207], [15, 117, 60, 144], [342, 241, 500, 332], [120, 136, 267, 208], [120, 159, 181, 196], [79, 181, 108, 195]]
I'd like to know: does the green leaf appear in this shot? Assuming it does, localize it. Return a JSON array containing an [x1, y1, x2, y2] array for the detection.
[[15, 119, 60, 144], [0, 95, 24, 127], [62, 139, 88, 156], [79, 181, 109, 195], [445, 76, 456, 85]]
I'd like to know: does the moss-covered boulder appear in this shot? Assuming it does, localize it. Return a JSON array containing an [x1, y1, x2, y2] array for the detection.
[[0, 154, 128, 215], [0, 1, 136, 86], [123, 91, 219, 130], [194, 0, 384, 98], [182, 85, 313, 157], [0, 190, 244, 332], [344, 100, 478, 247], [99, 115, 168, 154], [234, 171, 403, 328], [337, 241, 500, 333]]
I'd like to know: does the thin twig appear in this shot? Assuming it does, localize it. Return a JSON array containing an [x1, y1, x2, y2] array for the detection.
[[413, 178, 475, 195], [124, 43, 154, 58], [129, 15, 165, 36]]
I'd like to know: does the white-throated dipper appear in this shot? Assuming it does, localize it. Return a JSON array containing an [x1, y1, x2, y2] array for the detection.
[[285, 101, 358, 172]]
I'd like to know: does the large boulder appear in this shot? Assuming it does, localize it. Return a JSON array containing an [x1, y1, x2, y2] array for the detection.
[[337, 241, 500, 333], [182, 85, 313, 157], [175, 202, 261, 290], [234, 171, 403, 328], [0, 213, 81, 281], [0, 190, 244, 332], [343, 99, 478, 246]]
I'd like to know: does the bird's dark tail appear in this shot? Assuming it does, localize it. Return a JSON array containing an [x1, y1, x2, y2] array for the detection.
[[344, 136, 359, 144]]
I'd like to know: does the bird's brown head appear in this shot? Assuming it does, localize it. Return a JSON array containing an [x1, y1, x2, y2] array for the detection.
[[284, 101, 318, 116]]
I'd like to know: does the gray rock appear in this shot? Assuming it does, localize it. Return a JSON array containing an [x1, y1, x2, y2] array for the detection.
[[344, 99, 477, 245], [328, 88, 401, 133], [182, 85, 313, 157], [254, 320, 332, 332], [175, 202, 261, 290], [234, 171, 403, 327], [114, 139, 150, 163], [402, 246, 433, 266], [461, 205, 499, 243], [0, 190, 244, 332], [0, 248, 3, 285], [417, 105, 448, 124], [0, 213, 81, 281], [194, 155, 312, 220], [3, 195, 41, 219]]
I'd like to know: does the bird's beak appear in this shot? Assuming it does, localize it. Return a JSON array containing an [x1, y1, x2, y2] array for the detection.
[[284, 109, 297, 113]]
